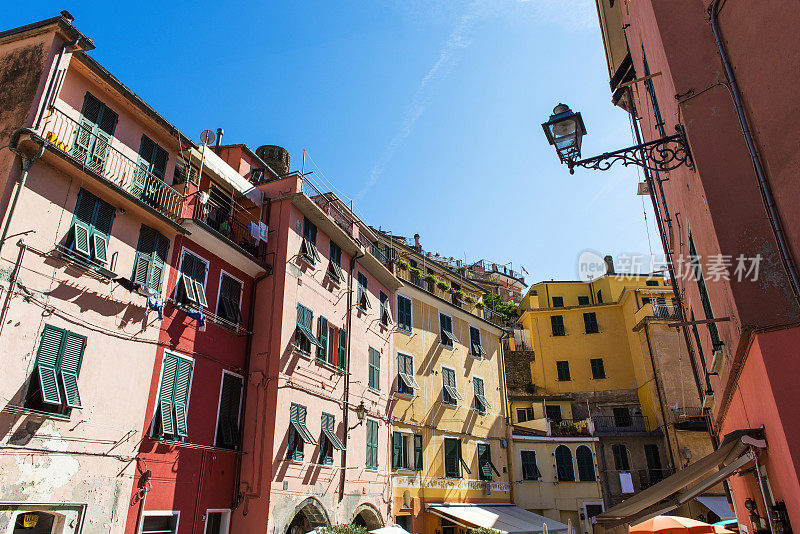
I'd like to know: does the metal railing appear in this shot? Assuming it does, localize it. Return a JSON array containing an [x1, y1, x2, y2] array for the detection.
[[652, 303, 681, 320], [191, 199, 267, 264], [40, 107, 184, 220], [549, 418, 592, 437], [592, 414, 650, 433]]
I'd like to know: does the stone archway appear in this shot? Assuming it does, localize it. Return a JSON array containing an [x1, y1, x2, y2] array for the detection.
[[352, 502, 384, 530], [286, 497, 331, 534]]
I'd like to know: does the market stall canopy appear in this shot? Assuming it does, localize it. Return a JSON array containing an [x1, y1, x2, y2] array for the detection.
[[428, 504, 568, 534], [630, 516, 715, 534], [695, 496, 735, 520], [594, 429, 765, 533]]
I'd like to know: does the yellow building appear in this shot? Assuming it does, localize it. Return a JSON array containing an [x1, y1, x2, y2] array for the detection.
[[509, 267, 726, 523]]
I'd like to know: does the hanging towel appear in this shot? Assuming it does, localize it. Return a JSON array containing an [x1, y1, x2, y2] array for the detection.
[[199, 191, 210, 204], [248, 222, 260, 240], [147, 295, 164, 320], [186, 309, 206, 327], [259, 221, 268, 242]]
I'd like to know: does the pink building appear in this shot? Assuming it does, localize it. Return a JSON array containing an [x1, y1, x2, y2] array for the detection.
[[234, 172, 402, 533]]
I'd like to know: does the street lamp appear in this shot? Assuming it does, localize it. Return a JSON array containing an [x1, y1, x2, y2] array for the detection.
[[542, 104, 586, 164], [541, 103, 694, 174], [355, 401, 367, 422]]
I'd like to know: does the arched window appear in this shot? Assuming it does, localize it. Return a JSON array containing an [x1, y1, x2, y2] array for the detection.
[[576, 445, 596, 481], [555, 445, 575, 481]]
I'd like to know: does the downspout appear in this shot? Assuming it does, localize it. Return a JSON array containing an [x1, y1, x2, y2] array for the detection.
[[233, 268, 270, 510], [339, 248, 365, 502], [498, 329, 515, 504], [708, 0, 800, 308], [0, 240, 27, 340], [0, 129, 46, 257], [642, 323, 678, 471], [34, 36, 81, 130]]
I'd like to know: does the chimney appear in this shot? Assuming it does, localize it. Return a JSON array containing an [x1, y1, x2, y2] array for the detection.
[[215, 128, 224, 154], [414, 233, 420, 248], [604, 255, 615, 275], [427, 252, 432, 258], [456, 260, 461, 267], [256, 145, 291, 176]]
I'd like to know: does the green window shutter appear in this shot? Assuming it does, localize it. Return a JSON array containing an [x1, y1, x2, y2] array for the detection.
[[35, 325, 65, 405], [91, 199, 115, 264], [133, 226, 155, 286], [216, 373, 243, 448], [73, 221, 91, 256], [59, 331, 85, 408], [392, 431, 403, 469], [338, 328, 347, 369], [317, 316, 329, 360], [72, 94, 102, 163], [89, 104, 117, 173], [368, 347, 380, 391], [444, 438, 459, 477], [414, 434, 423, 471], [158, 354, 178, 436], [173, 357, 193, 437], [151, 233, 169, 293]]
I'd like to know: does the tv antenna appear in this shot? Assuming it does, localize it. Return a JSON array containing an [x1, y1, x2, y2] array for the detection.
[[200, 129, 216, 146]]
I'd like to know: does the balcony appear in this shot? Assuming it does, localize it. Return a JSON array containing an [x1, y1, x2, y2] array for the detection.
[[190, 198, 267, 267], [669, 406, 709, 431], [592, 414, 655, 434], [40, 107, 184, 221], [549, 418, 593, 437], [652, 303, 681, 320]]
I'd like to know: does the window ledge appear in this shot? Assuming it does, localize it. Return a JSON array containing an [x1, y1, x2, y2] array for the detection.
[[316, 359, 346, 374], [439, 343, 455, 351], [394, 468, 416, 474], [395, 391, 415, 399], [15, 406, 71, 421], [294, 347, 313, 360], [298, 254, 317, 270], [397, 328, 413, 337]]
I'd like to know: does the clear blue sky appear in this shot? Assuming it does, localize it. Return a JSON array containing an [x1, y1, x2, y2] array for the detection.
[[12, 1, 660, 284]]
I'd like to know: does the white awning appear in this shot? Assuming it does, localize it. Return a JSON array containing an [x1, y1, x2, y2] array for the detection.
[[595, 429, 764, 531], [428, 504, 568, 534], [696, 496, 735, 520], [199, 145, 263, 206]]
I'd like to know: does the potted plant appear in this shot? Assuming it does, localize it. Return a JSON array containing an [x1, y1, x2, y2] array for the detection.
[[436, 280, 450, 291], [397, 259, 409, 270], [456, 265, 466, 274], [409, 267, 423, 277], [455, 290, 465, 301], [476, 301, 485, 309]]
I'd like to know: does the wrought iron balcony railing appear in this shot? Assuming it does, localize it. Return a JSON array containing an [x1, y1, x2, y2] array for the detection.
[[592, 414, 650, 433], [40, 107, 184, 221], [549, 418, 592, 437], [652, 303, 681, 320], [191, 199, 267, 265]]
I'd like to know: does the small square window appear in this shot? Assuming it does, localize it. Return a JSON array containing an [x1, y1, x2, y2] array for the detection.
[[590, 358, 606, 379], [578, 296, 590, 306], [556, 361, 570, 381], [552, 296, 564, 307]]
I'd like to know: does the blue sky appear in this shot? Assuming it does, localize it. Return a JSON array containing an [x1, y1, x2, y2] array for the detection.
[[12, 1, 660, 284]]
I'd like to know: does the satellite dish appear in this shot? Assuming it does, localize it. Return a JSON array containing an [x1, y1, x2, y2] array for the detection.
[[200, 129, 216, 146]]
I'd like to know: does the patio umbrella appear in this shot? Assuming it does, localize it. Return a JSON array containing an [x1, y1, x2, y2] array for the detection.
[[712, 527, 735, 534], [631, 516, 716, 534], [371, 526, 412, 534]]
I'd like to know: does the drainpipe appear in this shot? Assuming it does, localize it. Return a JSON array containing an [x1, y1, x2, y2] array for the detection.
[[708, 0, 800, 309], [498, 329, 515, 504], [340, 248, 365, 502], [233, 269, 270, 510], [0, 239, 27, 340], [34, 36, 81, 130], [0, 129, 46, 257]]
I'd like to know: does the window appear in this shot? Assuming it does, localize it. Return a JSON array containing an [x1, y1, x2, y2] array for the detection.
[[325, 322, 337, 365], [439, 313, 457, 347], [426, 268, 435, 292], [154, 352, 194, 441], [380, 291, 392, 326], [287, 403, 316, 461], [300, 218, 320, 265], [473, 377, 491, 414], [24, 324, 86, 415], [555, 445, 575, 481], [397, 352, 418, 395], [551, 315, 565, 336], [134, 135, 168, 204], [327, 241, 344, 284], [443, 437, 469, 478], [612, 444, 630, 471], [576, 446, 596, 481], [217, 273, 243, 325], [552, 296, 564, 307], [72, 92, 118, 174], [590, 358, 606, 379], [132, 225, 170, 293], [203, 510, 230, 534], [613, 407, 632, 427], [295, 304, 321, 356], [545, 405, 563, 423], [556, 361, 570, 381], [516, 407, 535, 423], [366, 418, 379, 470], [68, 189, 115, 265], [641, 297, 652, 305], [409, 259, 420, 286], [320, 412, 345, 465], [596, 290, 603, 304], [646, 280, 659, 286], [642, 46, 666, 137], [469, 326, 486, 358], [397, 295, 412, 332], [521, 451, 541, 480], [578, 296, 590, 306], [583, 312, 599, 333], [215, 372, 243, 449], [176, 250, 208, 308], [477, 443, 498, 481], [141, 512, 179, 534], [392, 431, 413, 470], [644, 444, 664, 482], [414, 434, 423, 471], [357, 272, 371, 311], [368, 347, 380, 391], [317, 316, 329, 362], [441, 367, 461, 406], [337, 328, 347, 370], [689, 231, 723, 350]]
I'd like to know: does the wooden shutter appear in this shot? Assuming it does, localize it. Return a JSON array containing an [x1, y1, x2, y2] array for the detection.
[[35, 325, 64, 405], [91, 199, 115, 264], [159, 355, 178, 436], [414, 434, 423, 470], [151, 233, 169, 292], [59, 331, 85, 408], [317, 316, 328, 360], [217, 373, 243, 448], [174, 358, 193, 437], [133, 226, 155, 286], [392, 431, 403, 469], [88, 104, 117, 173], [338, 328, 347, 369], [72, 94, 103, 163]]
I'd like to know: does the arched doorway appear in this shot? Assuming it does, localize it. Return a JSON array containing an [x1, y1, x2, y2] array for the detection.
[[286, 497, 330, 534], [352, 503, 384, 530]]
